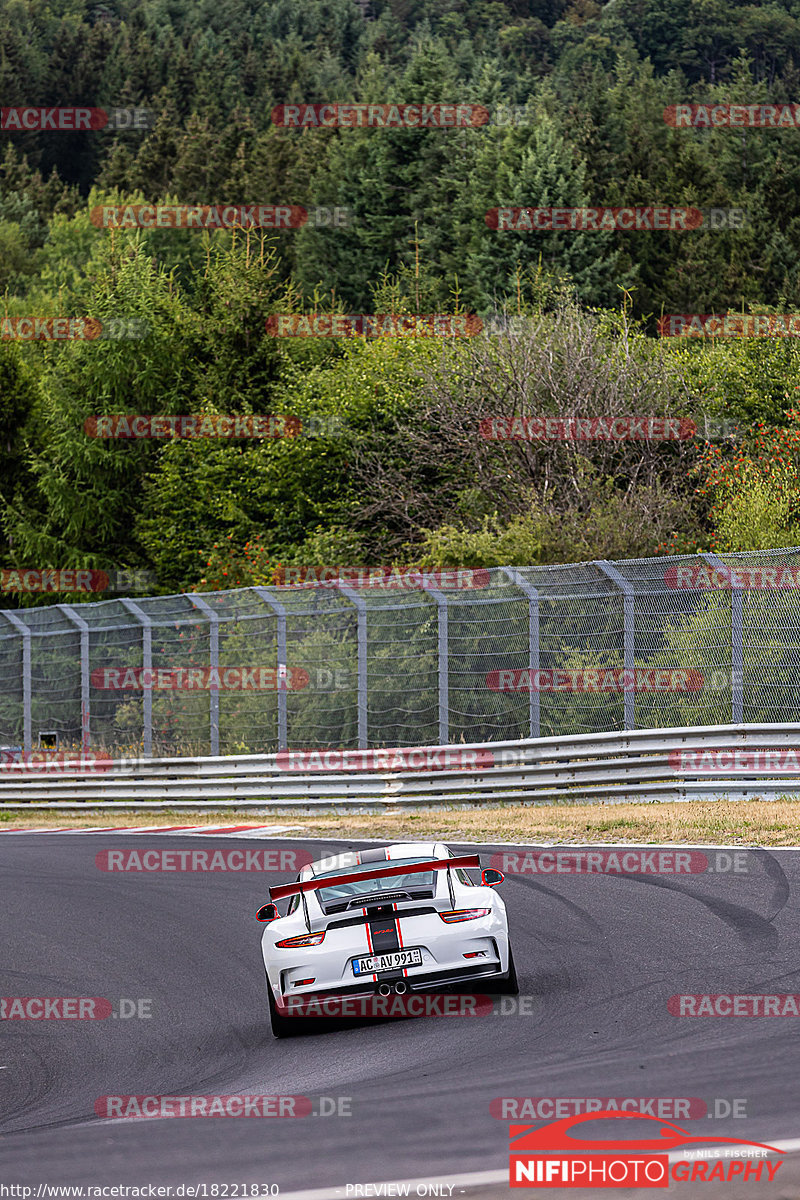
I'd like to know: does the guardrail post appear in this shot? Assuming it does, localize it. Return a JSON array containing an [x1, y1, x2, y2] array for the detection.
[[120, 598, 153, 757], [187, 595, 219, 756], [420, 582, 449, 745], [704, 553, 743, 723], [594, 561, 635, 731], [253, 587, 288, 750], [57, 604, 91, 751], [500, 567, 540, 738], [334, 583, 368, 749], [1, 610, 32, 756]]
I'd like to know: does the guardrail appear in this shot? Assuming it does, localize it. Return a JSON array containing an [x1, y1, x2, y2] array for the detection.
[[1, 724, 800, 808]]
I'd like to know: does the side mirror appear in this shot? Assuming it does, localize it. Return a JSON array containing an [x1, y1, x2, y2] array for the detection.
[[255, 902, 279, 923], [481, 868, 504, 888]]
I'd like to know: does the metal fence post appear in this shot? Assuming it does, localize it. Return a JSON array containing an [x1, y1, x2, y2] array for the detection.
[[120, 598, 153, 757], [420, 583, 448, 745], [594, 561, 635, 731], [500, 567, 540, 739], [253, 587, 288, 750], [187, 595, 219, 755], [2, 610, 31, 756], [334, 582, 368, 749], [57, 604, 90, 751], [704, 553, 743, 723]]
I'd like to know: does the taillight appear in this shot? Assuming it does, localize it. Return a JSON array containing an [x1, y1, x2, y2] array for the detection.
[[439, 908, 490, 923], [275, 932, 326, 948]]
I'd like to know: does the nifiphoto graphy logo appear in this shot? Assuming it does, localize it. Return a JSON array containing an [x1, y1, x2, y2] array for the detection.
[[5, 2, 800, 1195]]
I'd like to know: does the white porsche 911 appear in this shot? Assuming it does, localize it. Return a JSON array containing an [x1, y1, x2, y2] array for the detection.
[[255, 842, 517, 1037]]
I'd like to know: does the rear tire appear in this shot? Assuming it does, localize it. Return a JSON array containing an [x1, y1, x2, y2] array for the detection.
[[268, 982, 302, 1038], [489, 944, 519, 995]]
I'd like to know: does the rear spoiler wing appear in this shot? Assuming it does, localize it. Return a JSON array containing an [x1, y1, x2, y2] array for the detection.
[[269, 854, 480, 902]]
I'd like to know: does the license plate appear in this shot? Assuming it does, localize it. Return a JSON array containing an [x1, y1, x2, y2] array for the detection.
[[352, 948, 423, 975]]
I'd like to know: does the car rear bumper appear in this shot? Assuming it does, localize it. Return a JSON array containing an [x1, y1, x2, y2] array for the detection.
[[274, 960, 508, 1006]]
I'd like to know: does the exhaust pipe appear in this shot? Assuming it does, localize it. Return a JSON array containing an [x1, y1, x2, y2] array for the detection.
[[394, 981, 407, 994], [378, 983, 392, 996]]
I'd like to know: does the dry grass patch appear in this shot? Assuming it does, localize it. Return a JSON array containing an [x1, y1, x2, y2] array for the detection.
[[3, 799, 800, 845]]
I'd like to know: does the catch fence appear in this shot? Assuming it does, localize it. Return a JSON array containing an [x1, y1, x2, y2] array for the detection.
[[1, 548, 799, 758]]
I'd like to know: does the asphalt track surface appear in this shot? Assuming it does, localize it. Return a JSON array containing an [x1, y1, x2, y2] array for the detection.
[[2, 832, 800, 1198]]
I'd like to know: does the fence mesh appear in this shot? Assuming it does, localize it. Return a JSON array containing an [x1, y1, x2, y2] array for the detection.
[[2, 547, 800, 756]]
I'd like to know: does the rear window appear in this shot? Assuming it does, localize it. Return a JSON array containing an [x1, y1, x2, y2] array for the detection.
[[313, 857, 437, 909]]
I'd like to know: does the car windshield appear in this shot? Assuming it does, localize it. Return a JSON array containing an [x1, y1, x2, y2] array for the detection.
[[313, 856, 437, 908]]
